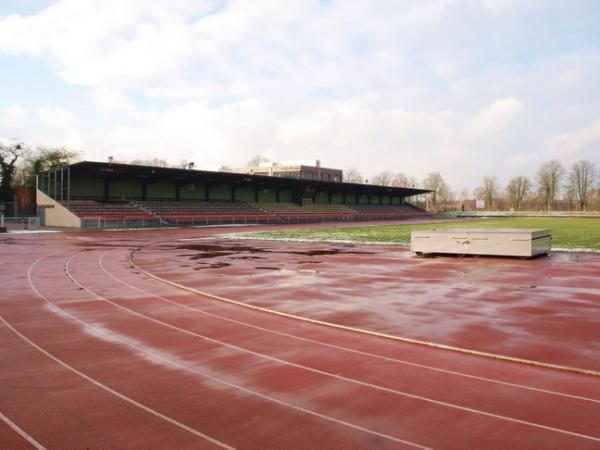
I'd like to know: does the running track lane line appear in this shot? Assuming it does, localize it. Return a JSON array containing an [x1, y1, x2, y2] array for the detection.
[[0, 255, 13, 265], [29, 249, 431, 449], [128, 241, 600, 378], [21, 249, 236, 450], [0, 410, 46, 450], [66, 250, 600, 443], [99, 249, 600, 405]]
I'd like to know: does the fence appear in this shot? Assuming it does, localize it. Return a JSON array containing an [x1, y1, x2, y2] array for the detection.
[[2, 216, 40, 231], [80, 212, 432, 229]]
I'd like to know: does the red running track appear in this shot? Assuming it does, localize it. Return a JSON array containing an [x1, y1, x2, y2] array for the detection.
[[0, 226, 599, 449]]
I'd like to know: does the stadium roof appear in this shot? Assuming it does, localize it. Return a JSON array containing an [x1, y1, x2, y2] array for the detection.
[[51, 161, 430, 197]]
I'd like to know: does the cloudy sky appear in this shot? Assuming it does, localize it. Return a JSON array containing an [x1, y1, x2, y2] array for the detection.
[[0, 0, 599, 192]]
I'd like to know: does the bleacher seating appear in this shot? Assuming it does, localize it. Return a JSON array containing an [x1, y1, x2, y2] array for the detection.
[[136, 201, 272, 224], [346, 203, 426, 213], [256, 202, 357, 214], [65, 200, 155, 222], [64, 199, 428, 228]]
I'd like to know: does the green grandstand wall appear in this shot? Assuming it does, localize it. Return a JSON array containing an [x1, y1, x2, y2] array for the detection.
[[147, 181, 176, 199], [209, 185, 232, 200], [278, 189, 293, 202], [331, 192, 343, 204], [257, 188, 277, 202], [109, 180, 143, 200], [180, 183, 206, 200], [70, 177, 104, 198], [315, 191, 329, 204], [235, 186, 255, 202]]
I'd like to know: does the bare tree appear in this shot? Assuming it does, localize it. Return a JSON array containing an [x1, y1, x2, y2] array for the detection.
[[0, 141, 27, 202], [537, 160, 565, 211], [247, 154, 270, 167], [16, 146, 80, 195], [422, 171, 451, 210], [371, 171, 394, 186], [344, 167, 364, 183], [129, 157, 170, 167], [568, 160, 596, 211], [506, 176, 531, 210], [391, 172, 418, 188], [474, 176, 499, 209]]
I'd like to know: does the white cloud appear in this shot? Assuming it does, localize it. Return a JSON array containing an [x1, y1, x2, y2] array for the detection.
[[87, 88, 133, 111], [464, 97, 525, 138], [504, 152, 539, 167], [0, 105, 26, 128], [36, 104, 78, 128], [0, 0, 599, 192], [547, 119, 600, 159]]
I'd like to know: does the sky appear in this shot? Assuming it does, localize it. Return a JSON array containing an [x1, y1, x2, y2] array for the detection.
[[0, 0, 599, 193]]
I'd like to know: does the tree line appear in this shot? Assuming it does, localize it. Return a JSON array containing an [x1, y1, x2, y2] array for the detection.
[[352, 159, 598, 212]]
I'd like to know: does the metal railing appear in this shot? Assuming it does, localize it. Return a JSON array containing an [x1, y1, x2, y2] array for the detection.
[[78, 211, 432, 230], [2, 216, 40, 231]]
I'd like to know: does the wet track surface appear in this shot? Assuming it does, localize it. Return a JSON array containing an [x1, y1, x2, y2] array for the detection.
[[135, 238, 600, 373], [1, 225, 600, 449]]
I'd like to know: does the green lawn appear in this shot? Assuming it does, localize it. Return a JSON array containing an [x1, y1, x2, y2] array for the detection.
[[225, 218, 600, 250]]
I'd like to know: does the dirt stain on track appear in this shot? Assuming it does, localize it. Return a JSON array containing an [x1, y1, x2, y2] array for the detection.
[[175, 242, 374, 259]]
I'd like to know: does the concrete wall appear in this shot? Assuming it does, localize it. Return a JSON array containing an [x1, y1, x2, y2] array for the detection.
[[36, 190, 81, 228]]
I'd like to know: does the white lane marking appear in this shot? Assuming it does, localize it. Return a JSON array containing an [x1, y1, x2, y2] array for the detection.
[[23, 250, 235, 450], [100, 250, 600, 405], [0, 410, 46, 450], [70, 250, 600, 443], [0, 255, 13, 265], [28, 251, 430, 449]]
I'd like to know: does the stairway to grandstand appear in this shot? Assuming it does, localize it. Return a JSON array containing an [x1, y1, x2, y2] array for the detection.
[[65, 200, 156, 223]]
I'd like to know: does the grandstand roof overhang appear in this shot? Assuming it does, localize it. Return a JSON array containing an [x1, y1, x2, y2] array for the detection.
[[52, 161, 431, 197]]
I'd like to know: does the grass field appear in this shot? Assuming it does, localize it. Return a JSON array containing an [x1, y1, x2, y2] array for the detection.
[[225, 218, 600, 250]]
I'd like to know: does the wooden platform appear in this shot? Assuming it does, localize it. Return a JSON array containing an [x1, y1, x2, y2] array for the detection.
[[411, 228, 552, 257]]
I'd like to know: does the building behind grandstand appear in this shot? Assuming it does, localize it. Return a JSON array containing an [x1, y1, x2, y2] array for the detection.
[[232, 160, 343, 183]]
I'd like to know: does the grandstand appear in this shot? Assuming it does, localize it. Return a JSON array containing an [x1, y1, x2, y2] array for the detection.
[[35, 161, 430, 228]]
